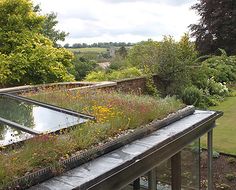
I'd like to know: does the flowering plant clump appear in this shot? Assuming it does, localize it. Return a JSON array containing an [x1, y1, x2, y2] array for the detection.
[[0, 89, 184, 186]]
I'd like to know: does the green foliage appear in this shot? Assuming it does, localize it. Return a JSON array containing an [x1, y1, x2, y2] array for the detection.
[[183, 78, 229, 108], [85, 67, 142, 82], [0, 0, 44, 54], [6, 43, 74, 85], [127, 40, 159, 73], [188, 50, 234, 108], [0, 90, 183, 186], [127, 35, 197, 97], [40, 12, 68, 47], [0, 0, 74, 87], [108, 55, 129, 71], [146, 76, 159, 97], [0, 54, 11, 87], [213, 150, 220, 158], [190, 0, 236, 55], [207, 78, 229, 97], [116, 46, 128, 58], [182, 86, 203, 106], [178, 33, 198, 63], [85, 71, 107, 82], [71, 56, 97, 81], [201, 51, 236, 83], [157, 36, 193, 96], [109, 67, 142, 80]]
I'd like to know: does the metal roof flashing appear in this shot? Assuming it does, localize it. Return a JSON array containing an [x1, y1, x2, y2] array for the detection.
[[27, 110, 222, 190]]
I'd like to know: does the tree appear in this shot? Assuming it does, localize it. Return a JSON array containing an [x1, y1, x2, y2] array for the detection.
[[157, 36, 192, 96], [40, 12, 68, 47], [0, 0, 74, 87], [190, 0, 236, 55], [64, 43, 70, 48], [127, 40, 159, 74], [116, 46, 128, 58], [71, 56, 97, 81], [0, 0, 44, 54]]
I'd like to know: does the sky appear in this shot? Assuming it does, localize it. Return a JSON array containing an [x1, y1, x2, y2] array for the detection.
[[33, 0, 199, 45]]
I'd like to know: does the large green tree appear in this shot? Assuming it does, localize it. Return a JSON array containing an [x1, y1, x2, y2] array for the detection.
[[0, 0, 74, 87], [127, 40, 160, 74], [40, 12, 68, 47], [190, 0, 236, 55], [127, 35, 197, 96]]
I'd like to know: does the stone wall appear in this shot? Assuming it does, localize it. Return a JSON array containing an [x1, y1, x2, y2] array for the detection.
[[0, 76, 154, 95], [98, 76, 164, 95]]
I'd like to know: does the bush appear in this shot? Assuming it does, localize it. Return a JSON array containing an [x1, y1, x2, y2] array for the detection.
[[213, 150, 220, 158], [182, 86, 203, 106], [127, 40, 159, 73], [124, 35, 197, 97], [108, 67, 142, 80], [108, 55, 129, 71], [71, 56, 97, 81], [85, 71, 107, 82], [156, 36, 195, 96], [207, 78, 229, 96], [201, 50, 236, 83], [85, 67, 142, 82]]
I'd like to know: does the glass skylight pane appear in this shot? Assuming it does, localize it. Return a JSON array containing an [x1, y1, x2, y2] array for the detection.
[[0, 94, 88, 133], [0, 124, 34, 146]]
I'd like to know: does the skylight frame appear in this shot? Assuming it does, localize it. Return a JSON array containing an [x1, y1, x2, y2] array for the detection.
[[0, 93, 95, 136]]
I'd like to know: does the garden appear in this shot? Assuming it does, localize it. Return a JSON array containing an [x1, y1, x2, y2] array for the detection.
[[0, 88, 184, 188], [0, 0, 236, 189]]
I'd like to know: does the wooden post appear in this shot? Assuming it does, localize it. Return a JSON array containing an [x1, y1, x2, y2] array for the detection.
[[148, 169, 157, 190], [133, 178, 140, 190], [208, 125, 214, 190], [171, 152, 181, 190]]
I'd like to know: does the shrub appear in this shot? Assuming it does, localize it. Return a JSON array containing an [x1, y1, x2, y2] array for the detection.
[[108, 67, 142, 80], [213, 150, 220, 158], [108, 55, 129, 71], [127, 40, 159, 73], [182, 86, 203, 106], [85, 71, 107, 81], [156, 36, 194, 96], [85, 67, 142, 82], [207, 78, 229, 96], [71, 56, 97, 81], [201, 50, 236, 83]]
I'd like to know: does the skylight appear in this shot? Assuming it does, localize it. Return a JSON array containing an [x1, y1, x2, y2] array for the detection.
[[0, 93, 94, 146]]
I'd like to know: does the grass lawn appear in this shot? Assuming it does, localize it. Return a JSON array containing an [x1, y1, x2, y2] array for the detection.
[[201, 92, 236, 155], [69, 47, 107, 53]]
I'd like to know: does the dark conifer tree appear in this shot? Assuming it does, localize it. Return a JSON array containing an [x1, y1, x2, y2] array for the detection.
[[190, 0, 236, 55]]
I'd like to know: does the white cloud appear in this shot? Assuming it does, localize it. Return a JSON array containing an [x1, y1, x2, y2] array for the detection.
[[33, 0, 199, 44]]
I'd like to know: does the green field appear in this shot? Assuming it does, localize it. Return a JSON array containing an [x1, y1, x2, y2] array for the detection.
[[201, 92, 236, 155], [69, 47, 107, 53]]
